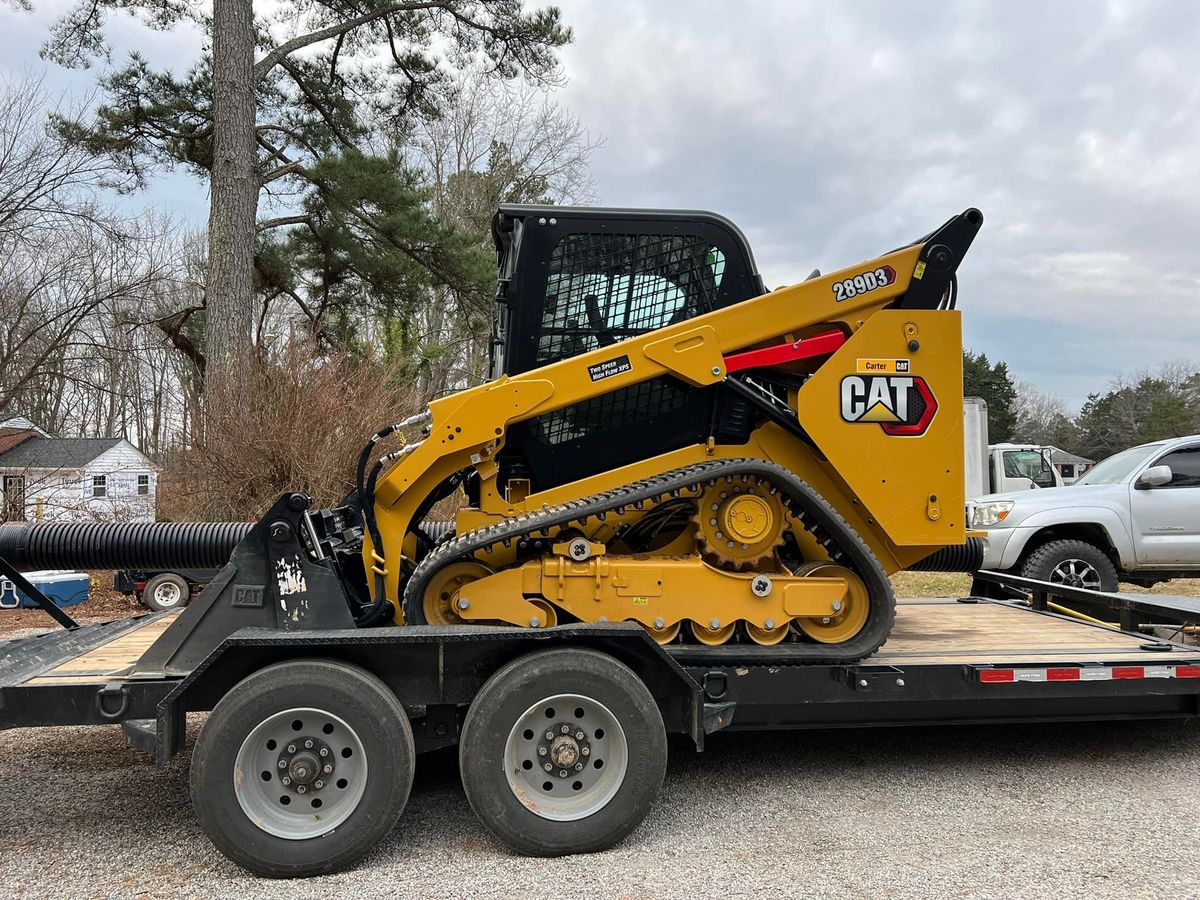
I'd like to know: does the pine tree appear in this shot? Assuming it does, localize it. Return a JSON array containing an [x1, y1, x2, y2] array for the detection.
[[31, 0, 571, 408]]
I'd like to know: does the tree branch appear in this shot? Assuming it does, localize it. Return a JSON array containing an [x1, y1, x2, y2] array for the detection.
[[257, 213, 312, 231], [253, 1, 453, 82]]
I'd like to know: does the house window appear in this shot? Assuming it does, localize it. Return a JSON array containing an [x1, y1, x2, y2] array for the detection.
[[92, 475, 107, 498], [1060, 464, 1075, 479], [137, 474, 150, 496], [2, 475, 26, 522]]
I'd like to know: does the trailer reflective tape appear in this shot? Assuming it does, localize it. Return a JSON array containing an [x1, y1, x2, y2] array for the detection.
[[978, 664, 1200, 684], [1111, 667, 1144, 680]]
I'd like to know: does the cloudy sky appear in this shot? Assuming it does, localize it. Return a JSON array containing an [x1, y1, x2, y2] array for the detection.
[[3, 0, 1198, 410]]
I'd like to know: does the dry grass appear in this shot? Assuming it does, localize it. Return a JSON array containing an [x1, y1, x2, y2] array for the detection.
[[891, 570, 1200, 599]]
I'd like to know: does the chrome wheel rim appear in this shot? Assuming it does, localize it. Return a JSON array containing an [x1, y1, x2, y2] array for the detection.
[[234, 707, 367, 840], [1049, 558, 1102, 591], [503, 693, 628, 822], [154, 582, 182, 606]]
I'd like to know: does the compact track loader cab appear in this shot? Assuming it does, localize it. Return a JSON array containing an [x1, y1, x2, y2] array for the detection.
[[0, 205, 984, 668]]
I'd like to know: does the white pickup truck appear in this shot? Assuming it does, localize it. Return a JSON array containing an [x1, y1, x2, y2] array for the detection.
[[969, 434, 1200, 591]]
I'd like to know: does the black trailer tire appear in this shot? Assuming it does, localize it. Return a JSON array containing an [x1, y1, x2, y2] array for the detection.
[[1020, 539, 1119, 593], [189, 658, 414, 878], [141, 573, 190, 611], [459, 647, 667, 856]]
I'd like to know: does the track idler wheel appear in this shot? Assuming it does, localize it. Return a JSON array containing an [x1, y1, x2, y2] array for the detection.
[[422, 561, 494, 625], [792, 562, 870, 644]]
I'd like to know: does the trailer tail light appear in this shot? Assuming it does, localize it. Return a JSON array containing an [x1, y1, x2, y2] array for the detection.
[[978, 664, 1199, 683]]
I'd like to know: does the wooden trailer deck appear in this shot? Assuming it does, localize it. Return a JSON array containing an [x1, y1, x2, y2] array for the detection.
[[3, 599, 1195, 690], [22, 612, 180, 685], [872, 599, 1196, 666]]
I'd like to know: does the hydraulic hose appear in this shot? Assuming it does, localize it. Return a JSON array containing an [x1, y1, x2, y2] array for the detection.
[[0, 521, 252, 572]]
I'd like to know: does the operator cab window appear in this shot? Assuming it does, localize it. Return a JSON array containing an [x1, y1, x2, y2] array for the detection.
[[536, 233, 727, 366], [1153, 447, 1200, 487]]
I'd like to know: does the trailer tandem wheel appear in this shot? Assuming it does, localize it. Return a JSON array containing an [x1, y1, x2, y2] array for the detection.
[[459, 647, 667, 856], [189, 658, 415, 878]]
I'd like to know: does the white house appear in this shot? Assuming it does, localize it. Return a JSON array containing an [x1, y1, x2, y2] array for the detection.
[[1048, 446, 1095, 485], [0, 415, 158, 523]]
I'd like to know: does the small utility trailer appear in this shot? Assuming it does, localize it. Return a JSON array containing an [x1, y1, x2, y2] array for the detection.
[[1, 550, 1198, 878]]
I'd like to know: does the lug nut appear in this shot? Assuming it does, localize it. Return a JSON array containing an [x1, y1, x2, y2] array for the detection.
[[304, 739, 314, 749], [558, 770, 568, 778], [582, 746, 591, 756], [278, 759, 287, 769], [323, 765, 333, 774], [544, 763, 553, 772], [319, 748, 328, 757], [281, 776, 291, 786], [546, 731, 554, 741], [538, 747, 548, 756], [314, 780, 324, 790], [561, 724, 570, 734], [297, 785, 307, 794], [575, 762, 584, 771], [575, 731, 585, 740], [287, 744, 296, 754]]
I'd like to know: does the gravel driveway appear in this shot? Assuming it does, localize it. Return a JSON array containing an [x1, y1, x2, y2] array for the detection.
[[1, 716, 1197, 899]]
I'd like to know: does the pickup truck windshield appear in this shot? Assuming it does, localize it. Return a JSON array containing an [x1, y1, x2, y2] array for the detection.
[[1075, 445, 1161, 485], [1002, 449, 1056, 487]]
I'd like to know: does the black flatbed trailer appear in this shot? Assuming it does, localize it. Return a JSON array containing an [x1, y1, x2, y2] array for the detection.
[[2, 574, 1198, 877]]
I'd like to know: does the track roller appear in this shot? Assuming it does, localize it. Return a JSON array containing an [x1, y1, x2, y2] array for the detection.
[[689, 619, 737, 645]]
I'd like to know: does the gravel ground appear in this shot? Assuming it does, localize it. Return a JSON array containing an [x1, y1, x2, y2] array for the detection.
[[2, 716, 1198, 899]]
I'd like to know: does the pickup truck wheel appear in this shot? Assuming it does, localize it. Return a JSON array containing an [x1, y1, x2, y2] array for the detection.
[[1020, 539, 1118, 593], [142, 573, 189, 611], [190, 659, 414, 878], [459, 648, 667, 856]]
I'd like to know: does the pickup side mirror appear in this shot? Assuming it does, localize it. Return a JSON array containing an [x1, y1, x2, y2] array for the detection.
[[1138, 465, 1173, 488]]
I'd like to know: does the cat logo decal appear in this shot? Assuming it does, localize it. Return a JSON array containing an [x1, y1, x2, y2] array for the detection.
[[840, 375, 937, 436]]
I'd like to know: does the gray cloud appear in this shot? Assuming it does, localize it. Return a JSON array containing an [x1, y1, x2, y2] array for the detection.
[[3, 0, 1197, 408], [555, 0, 1200, 407]]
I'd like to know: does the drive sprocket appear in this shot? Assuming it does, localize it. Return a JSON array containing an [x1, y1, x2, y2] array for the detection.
[[691, 476, 785, 571]]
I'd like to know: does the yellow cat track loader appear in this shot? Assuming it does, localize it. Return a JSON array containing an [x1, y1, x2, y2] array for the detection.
[[361, 204, 982, 658]]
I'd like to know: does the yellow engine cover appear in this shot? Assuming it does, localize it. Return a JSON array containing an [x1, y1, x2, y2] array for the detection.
[[798, 309, 964, 547]]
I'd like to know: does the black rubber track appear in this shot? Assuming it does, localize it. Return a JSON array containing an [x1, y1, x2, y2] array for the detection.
[[402, 458, 896, 663]]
